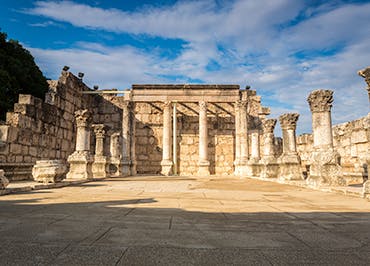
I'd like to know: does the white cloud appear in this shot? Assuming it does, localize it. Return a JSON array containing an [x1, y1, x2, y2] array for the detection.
[[25, 0, 370, 134]]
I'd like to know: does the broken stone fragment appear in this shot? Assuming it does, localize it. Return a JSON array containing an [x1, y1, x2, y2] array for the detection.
[[0, 169, 9, 189]]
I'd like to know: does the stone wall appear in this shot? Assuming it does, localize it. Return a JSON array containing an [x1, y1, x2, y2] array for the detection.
[[0, 70, 123, 180], [297, 113, 370, 184]]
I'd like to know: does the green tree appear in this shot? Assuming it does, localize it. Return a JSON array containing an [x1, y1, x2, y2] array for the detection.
[[0, 31, 48, 121]]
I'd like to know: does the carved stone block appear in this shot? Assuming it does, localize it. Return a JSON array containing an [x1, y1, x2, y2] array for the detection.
[[32, 160, 67, 183], [0, 169, 9, 189], [307, 149, 346, 186]]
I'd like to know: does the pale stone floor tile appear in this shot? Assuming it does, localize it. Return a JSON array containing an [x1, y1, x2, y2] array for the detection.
[[1, 176, 370, 264]]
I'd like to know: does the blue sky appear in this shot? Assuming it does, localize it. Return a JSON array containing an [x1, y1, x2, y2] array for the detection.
[[1, 0, 370, 134]]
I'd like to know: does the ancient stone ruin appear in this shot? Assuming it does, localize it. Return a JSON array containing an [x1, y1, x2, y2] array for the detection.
[[1, 66, 370, 199]]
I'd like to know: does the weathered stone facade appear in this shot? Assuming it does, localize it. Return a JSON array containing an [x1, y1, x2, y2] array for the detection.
[[2, 66, 370, 196]]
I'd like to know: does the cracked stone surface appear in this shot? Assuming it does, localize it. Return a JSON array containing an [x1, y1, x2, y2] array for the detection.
[[0, 176, 370, 265]]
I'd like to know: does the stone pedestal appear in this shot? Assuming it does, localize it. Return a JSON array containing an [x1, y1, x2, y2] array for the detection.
[[306, 90, 345, 186], [92, 124, 108, 178], [363, 180, 370, 199], [0, 169, 9, 189], [198, 101, 210, 175], [278, 113, 303, 181], [245, 130, 261, 177], [161, 101, 173, 175], [260, 119, 278, 178], [66, 110, 93, 180], [32, 160, 67, 183]]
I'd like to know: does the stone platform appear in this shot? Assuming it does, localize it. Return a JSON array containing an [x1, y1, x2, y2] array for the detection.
[[0, 176, 369, 265]]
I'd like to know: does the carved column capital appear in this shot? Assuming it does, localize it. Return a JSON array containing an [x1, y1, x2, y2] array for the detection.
[[163, 101, 172, 108], [92, 124, 105, 138], [199, 101, 207, 112], [358, 66, 370, 88], [75, 109, 91, 128], [279, 113, 299, 130], [358, 67, 370, 103], [307, 90, 334, 112], [262, 119, 277, 134]]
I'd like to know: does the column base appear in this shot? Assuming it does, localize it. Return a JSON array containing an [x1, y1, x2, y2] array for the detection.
[[120, 160, 131, 177], [260, 157, 278, 178], [243, 158, 261, 177], [363, 180, 370, 199], [278, 154, 303, 181], [92, 156, 108, 178], [306, 149, 345, 187], [234, 159, 248, 176], [0, 169, 9, 189], [161, 160, 173, 176], [32, 160, 67, 183], [234, 159, 241, 176], [66, 151, 93, 180], [197, 160, 210, 176]]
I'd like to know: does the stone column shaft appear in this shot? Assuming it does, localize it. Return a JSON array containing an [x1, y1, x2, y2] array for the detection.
[[279, 113, 299, 156], [260, 118, 278, 178], [66, 109, 93, 180], [75, 110, 91, 152], [307, 89, 344, 186], [278, 113, 303, 181], [240, 101, 248, 162], [92, 124, 108, 178], [250, 130, 260, 160], [130, 103, 137, 175], [234, 102, 241, 166], [92, 124, 105, 156], [262, 119, 277, 158], [161, 101, 173, 176], [308, 90, 334, 149], [119, 101, 132, 176], [198, 101, 210, 175], [122, 101, 131, 161]]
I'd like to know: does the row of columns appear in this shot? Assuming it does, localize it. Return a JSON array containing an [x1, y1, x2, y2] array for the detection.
[[66, 107, 135, 180], [160, 101, 210, 176]]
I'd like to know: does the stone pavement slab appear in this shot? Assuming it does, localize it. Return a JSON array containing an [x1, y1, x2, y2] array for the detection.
[[0, 176, 370, 265]]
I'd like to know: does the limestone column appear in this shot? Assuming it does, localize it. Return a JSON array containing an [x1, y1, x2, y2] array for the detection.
[[278, 113, 303, 181], [233, 101, 241, 174], [358, 67, 370, 196], [109, 132, 121, 176], [307, 90, 345, 186], [92, 124, 108, 178], [130, 102, 137, 175], [239, 101, 249, 164], [66, 109, 93, 180], [161, 101, 173, 175], [250, 130, 260, 161], [234, 100, 248, 175], [245, 129, 261, 177], [121, 101, 131, 176], [260, 119, 278, 178], [198, 101, 210, 175]]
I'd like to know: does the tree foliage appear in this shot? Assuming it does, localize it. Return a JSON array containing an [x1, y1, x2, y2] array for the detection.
[[0, 31, 48, 121]]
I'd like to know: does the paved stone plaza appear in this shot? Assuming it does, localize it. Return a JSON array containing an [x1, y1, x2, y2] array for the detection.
[[1, 176, 370, 265]]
